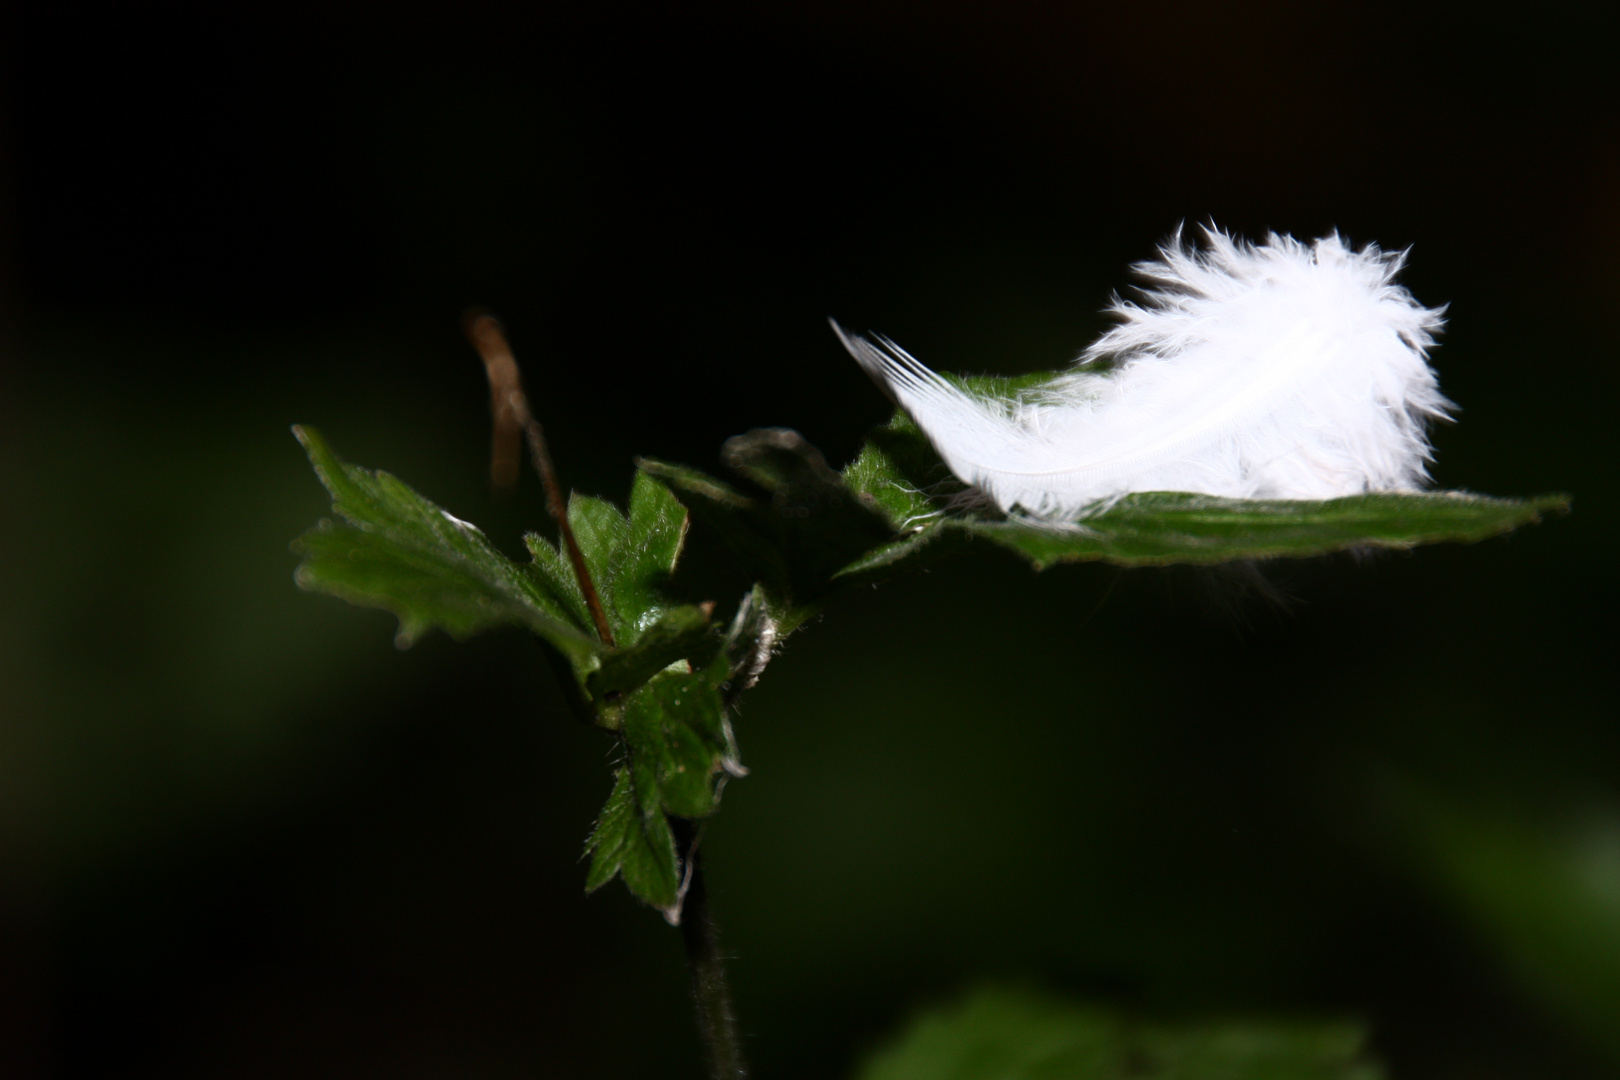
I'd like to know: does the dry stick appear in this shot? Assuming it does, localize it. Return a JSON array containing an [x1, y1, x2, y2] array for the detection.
[[474, 312, 526, 491], [465, 312, 616, 648]]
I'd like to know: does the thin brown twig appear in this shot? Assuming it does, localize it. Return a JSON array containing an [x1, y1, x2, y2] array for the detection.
[[475, 319, 526, 491], [465, 311, 617, 648]]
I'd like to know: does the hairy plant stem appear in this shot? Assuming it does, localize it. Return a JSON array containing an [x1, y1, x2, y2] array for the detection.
[[675, 821, 748, 1079]]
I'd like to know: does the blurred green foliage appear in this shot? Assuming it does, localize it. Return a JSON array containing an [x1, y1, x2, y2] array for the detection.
[[855, 986, 1383, 1080], [1413, 796, 1620, 1063]]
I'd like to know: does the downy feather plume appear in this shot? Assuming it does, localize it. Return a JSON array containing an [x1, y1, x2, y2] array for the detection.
[[835, 226, 1452, 522]]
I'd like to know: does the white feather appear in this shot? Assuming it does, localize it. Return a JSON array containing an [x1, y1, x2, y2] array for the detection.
[[835, 226, 1452, 521]]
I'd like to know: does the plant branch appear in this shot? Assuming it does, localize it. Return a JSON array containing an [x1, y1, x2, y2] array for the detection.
[[674, 820, 747, 1080], [466, 312, 617, 647]]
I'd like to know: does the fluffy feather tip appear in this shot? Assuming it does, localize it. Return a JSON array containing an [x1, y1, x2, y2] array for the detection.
[[835, 226, 1452, 521]]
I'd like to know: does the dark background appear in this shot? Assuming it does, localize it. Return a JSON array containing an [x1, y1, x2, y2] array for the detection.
[[1, 3, 1615, 1077]]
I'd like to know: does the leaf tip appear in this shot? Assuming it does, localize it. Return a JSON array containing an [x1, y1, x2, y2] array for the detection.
[[291, 424, 325, 458]]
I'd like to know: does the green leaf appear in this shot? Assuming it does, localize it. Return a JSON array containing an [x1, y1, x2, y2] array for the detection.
[[524, 472, 700, 705], [296, 427, 712, 713], [291, 426, 602, 665], [525, 470, 690, 649], [588, 603, 720, 700], [621, 661, 742, 820], [721, 426, 897, 583], [583, 766, 681, 915], [961, 490, 1571, 568], [619, 470, 691, 632], [639, 429, 895, 629], [854, 985, 1384, 1080], [296, 429, 738, 918], [583, 655, 741, 915], [843, 410, 1569, 570], [634, 458, 796, 595]]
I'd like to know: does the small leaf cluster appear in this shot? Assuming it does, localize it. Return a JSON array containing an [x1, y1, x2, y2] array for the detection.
[[293, 426, 742, 919]]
